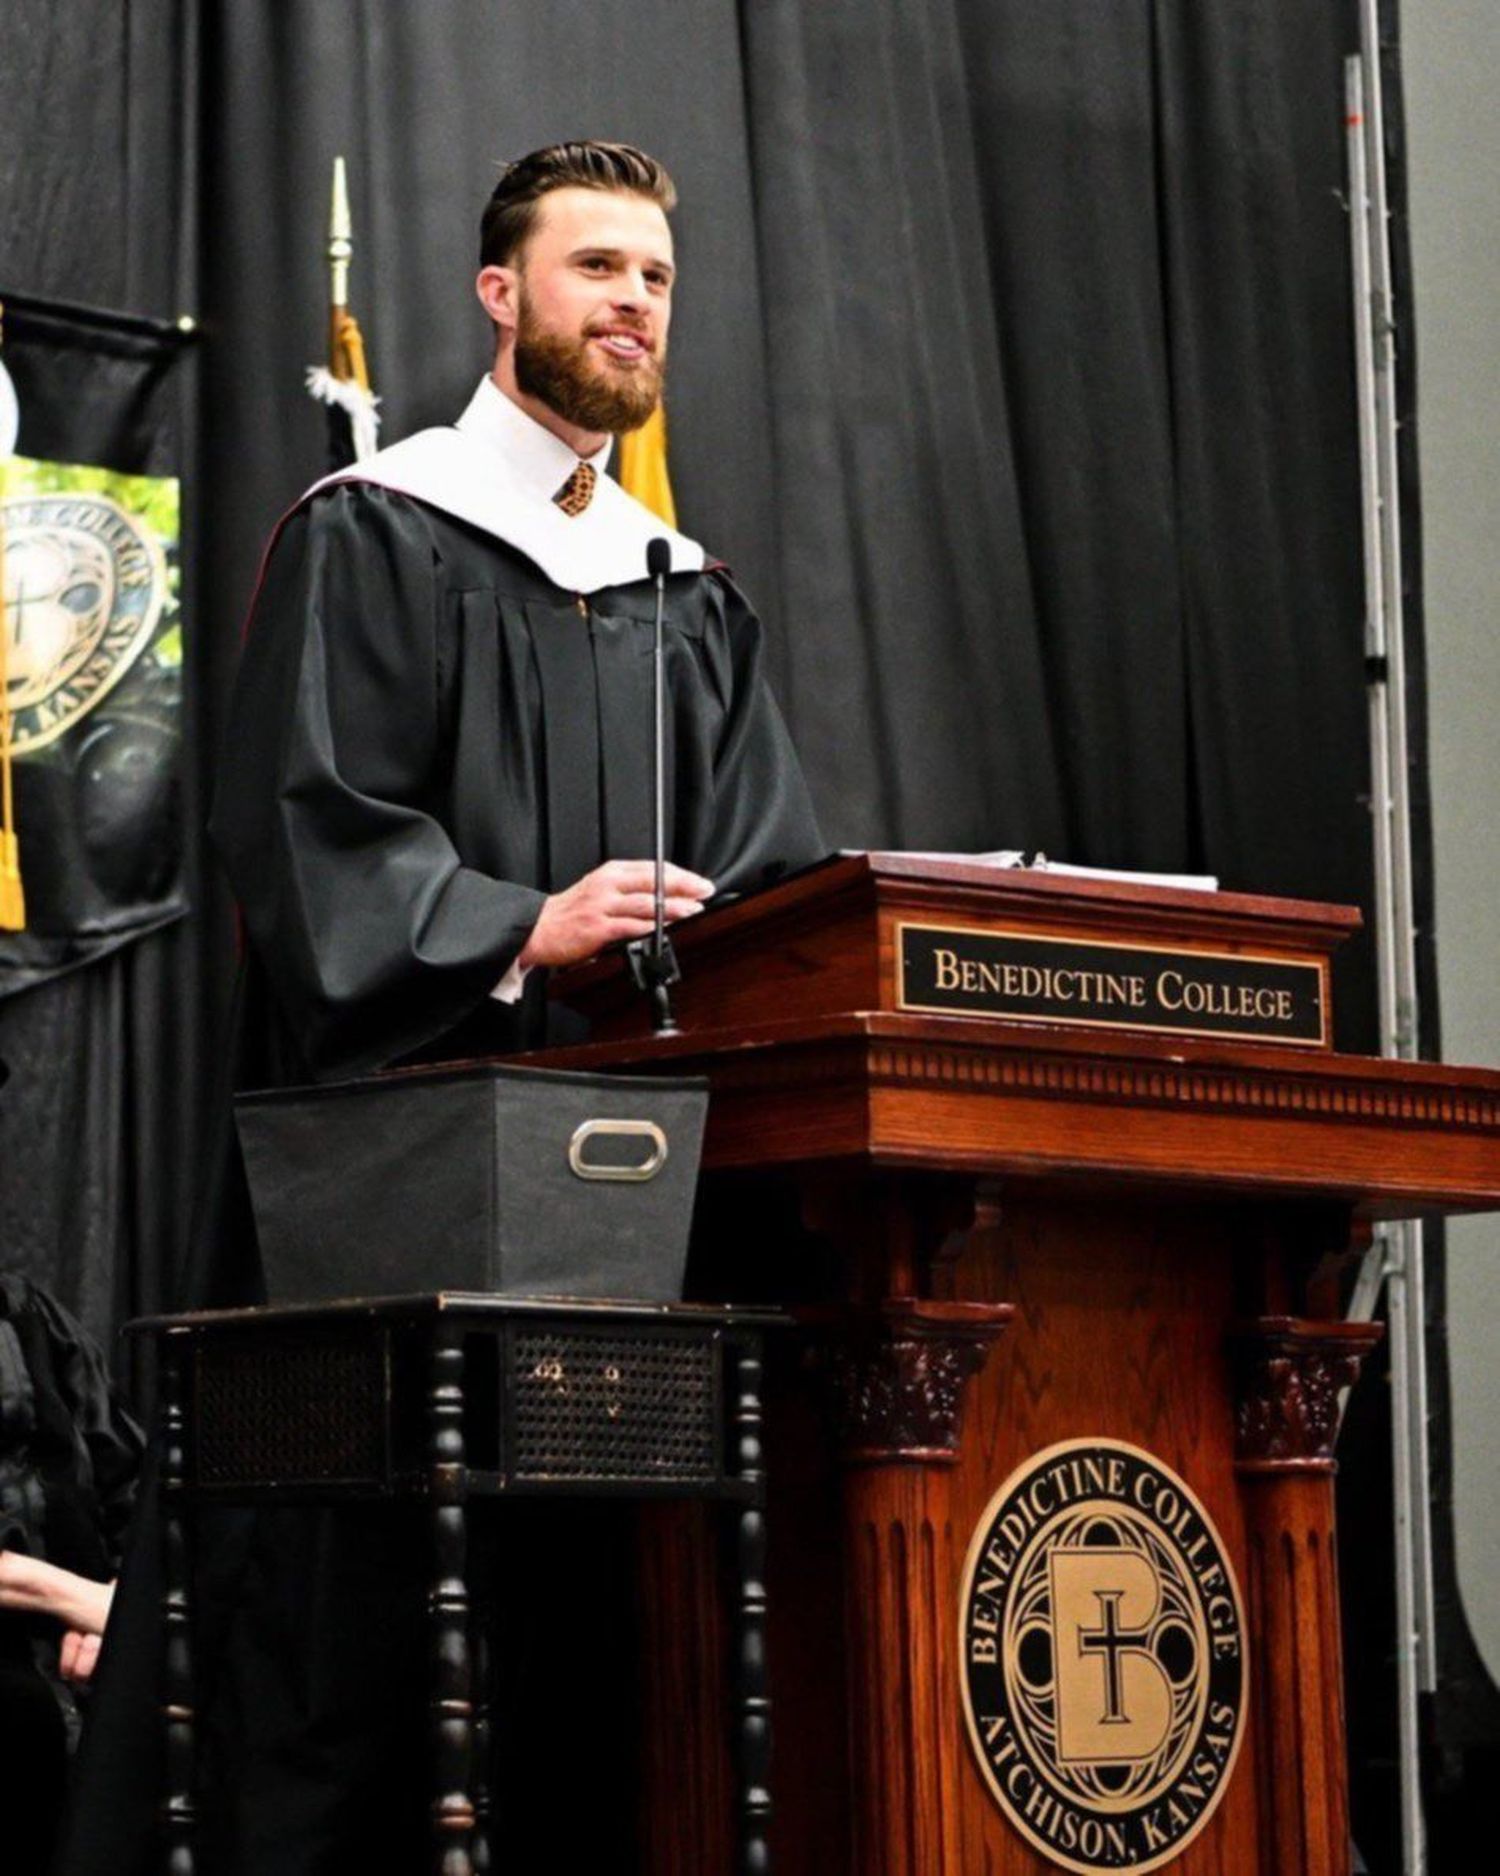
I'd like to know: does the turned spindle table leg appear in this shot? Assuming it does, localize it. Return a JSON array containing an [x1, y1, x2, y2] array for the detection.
[[470, 1610, 493, 1874], [159, 1334, 197, 1876], [732, 1343, 773, 1875], [428, 1328, 476, 1876]]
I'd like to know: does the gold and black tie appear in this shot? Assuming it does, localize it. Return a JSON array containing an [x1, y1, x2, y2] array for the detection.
[[553, 461, 597, 517]]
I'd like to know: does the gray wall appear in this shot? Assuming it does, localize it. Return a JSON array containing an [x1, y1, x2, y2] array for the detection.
[[1405, 3, 1500, 1685]]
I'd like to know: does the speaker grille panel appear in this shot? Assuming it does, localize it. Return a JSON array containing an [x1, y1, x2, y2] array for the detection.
[[511, 1330, 716, 1483], [193, 1331, 386, 1487]]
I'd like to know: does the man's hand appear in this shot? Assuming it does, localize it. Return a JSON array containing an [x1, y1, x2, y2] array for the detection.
[[0, 1551, 116, 1636], [518, 860, 714, 969], [59, 1628, 104, 1685]]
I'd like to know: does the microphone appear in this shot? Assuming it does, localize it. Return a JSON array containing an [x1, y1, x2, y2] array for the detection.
[[626, 537, 682, 1033]]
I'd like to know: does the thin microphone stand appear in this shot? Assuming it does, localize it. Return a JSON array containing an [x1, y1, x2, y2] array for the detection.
[[627, 538, 681, 1033]]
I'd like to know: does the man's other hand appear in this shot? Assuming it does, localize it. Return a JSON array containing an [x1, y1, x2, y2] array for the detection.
[[518, 859, 713, 968]]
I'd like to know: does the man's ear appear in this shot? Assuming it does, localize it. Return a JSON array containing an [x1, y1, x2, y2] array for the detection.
[[475, 264, 519, 335]]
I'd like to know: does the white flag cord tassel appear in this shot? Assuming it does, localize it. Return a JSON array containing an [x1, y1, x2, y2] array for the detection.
[[305, 363, 381, 462]]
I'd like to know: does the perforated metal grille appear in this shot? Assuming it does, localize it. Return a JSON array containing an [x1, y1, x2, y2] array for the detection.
[[511, 1330, 716, 1483], [193, 1332, 387, 1487]]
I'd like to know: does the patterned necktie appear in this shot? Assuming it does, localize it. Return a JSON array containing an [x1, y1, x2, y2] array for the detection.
[[554, 460, 597, 517]]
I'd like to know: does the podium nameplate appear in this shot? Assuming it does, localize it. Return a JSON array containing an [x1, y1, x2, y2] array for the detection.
[[896, 922, 1326, 1047]]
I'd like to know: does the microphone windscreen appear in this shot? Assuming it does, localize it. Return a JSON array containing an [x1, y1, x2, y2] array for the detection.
[[646, 537, 672, 580]]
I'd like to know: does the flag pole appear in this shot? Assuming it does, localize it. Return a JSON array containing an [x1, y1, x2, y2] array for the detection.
[[303, 156, 379, 463], [327, 155, 374, 397], [328, 154, 353, 372]]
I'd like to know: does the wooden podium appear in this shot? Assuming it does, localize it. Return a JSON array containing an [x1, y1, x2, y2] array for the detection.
[[532, 855, 1500, 1876]]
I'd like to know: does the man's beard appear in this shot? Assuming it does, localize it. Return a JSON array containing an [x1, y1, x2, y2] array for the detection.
[[513, 293, 665, 435]]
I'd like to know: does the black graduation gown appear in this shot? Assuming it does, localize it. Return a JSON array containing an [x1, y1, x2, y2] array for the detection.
[[57, 483, 825, 1875], [213, 481, 824, 1083]]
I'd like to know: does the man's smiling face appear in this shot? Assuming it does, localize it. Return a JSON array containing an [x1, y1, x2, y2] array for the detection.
[[483, 185, 674, 444]]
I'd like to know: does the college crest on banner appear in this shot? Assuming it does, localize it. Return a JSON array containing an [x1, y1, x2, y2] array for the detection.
[[1, 458, 182, 991]]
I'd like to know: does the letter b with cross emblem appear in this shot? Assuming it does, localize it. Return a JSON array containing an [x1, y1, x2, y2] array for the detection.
[[1050, 1550, 1172, 1763]]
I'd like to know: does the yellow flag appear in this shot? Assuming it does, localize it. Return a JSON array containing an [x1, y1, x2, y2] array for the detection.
[[617, 402, 678, 528]]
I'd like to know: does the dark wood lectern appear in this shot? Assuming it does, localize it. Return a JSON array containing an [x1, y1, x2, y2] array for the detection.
[[534, 855, 1500, 1876]]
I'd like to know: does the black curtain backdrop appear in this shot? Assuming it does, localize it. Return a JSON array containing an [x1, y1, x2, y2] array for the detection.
[[1, 1, 1478, 1867], [193, 0, 1378, 1035]]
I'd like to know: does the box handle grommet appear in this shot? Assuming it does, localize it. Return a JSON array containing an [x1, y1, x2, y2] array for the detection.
[[567, 1118, 669, 1182]]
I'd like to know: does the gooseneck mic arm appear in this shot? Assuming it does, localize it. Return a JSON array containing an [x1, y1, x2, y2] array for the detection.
[[626, 537, 682, 1034]]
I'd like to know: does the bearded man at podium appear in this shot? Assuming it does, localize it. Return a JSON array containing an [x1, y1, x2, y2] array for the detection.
[[214, 137, 823, 1087], [58, 141, 823, 1876]]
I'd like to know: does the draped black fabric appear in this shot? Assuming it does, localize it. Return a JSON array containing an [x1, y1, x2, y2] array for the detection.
[[740, 0, 1375, 1038], [190, 0, 1378, 1040], [1, 297, 186, 483], [0, 1273, 144, 1582], [0, 0, 1474, 1868], [0, 0, 214, 1376]]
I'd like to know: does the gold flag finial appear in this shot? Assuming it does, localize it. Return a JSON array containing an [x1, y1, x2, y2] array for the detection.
[[325, 156, 371, 396], [0, 298, 26, 929], [328, 154, 353, 318]]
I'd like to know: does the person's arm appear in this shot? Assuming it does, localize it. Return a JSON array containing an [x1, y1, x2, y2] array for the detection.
[[0, 1550, 114, 1635], [211, 487, 551, 1078], [0, 1552, 114, 1687]]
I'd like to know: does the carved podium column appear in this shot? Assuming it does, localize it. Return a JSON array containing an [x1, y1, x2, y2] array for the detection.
[[1232, 1318, 1382, 1876], [816, 1299, 1012, 1876]]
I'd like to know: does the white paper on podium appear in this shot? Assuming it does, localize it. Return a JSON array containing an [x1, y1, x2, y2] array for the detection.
[[890, 850, 1219, 892]]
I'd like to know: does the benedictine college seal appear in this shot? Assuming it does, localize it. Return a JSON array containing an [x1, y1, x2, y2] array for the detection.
[[959, 1439, 1246, 1872], [2, 490, 167, 755]]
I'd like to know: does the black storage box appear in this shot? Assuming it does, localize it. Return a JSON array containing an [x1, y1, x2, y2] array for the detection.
[[234, 1061, 709, 1305]]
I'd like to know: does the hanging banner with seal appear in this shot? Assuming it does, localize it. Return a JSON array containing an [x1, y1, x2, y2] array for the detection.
[[0, 455, 182, 992], [0, 289, 194, 997], [959, 1439, 1247, 1872]]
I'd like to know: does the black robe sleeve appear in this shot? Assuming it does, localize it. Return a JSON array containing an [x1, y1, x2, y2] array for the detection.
[[0, 1276, 144, 1579], [211, 487, 547, 1080], [695, 569, 826, 896]]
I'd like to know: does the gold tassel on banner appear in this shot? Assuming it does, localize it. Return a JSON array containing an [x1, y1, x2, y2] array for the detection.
[[0, 302, 25, 930], [617, 401, 678, 528]]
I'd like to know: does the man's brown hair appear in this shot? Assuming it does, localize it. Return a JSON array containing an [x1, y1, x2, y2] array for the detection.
[[479, 141, 678, 269]]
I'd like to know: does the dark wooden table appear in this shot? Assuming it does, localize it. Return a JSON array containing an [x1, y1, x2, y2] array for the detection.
[[133, 1292, 778, 1876]]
